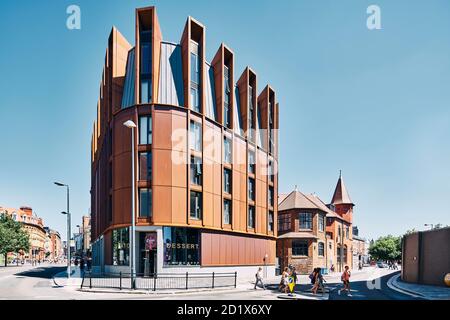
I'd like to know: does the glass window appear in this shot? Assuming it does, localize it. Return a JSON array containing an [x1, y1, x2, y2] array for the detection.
[[140, 31, 152, 104], [163, 227, 200, 266], [299, 212, 313, 230], [292, 240, 308, 256], [268, 211, 274, 232], [269, 160, 274, 182], [141, 42, 151, 75], [318, 214, 325, 232], [224, 66, 231, 128], [190, 86, 200, 113], [278, 214, 291, 232], [248, 205, 255, 228], [190, 41, 200, 113], [139, 188, 152, 218], [139, 152, 152, 181], [190, 121, 202, 152], [224, 168, 232, 194], [224, 199, 232, 225], [318, 242, 325, 256], [141, 79, 151, 103], [190, 47, 200, 85], [248, 86, 254, 131], [248, 150, 255, 174], [269, 186, 274, 207], [223, 137, 232, 164], [112, 228, 130, 266], [190, 156, 202, 185], [248, 178, 255, 201], [190, 191, 202, 219], [269, 102, 274, 153], [139, 116, 152, 145]]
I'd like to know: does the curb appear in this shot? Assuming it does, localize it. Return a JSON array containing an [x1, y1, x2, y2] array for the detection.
[[52, 269, 77, 287], [78, 286, 246, 296], [386, 274, 428, 300], [278, 293, 329, 300]]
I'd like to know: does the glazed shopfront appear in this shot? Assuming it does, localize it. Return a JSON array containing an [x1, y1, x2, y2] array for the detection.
[[103, 225, 276, 277], [107, 226, 201, 275]]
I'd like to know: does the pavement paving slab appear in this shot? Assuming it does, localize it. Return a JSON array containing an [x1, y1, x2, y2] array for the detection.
[[388, 274, 450, 300]]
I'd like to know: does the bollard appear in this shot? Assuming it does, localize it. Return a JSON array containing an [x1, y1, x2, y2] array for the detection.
[[212, 272, 215, 289], [186, 272, 189, 290], [119, 272, 122, 290]]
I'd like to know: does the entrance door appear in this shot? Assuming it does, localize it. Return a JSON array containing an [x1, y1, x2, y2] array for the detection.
[[139, 232, 157, 277]]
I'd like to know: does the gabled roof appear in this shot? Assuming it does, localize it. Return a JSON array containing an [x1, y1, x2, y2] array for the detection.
[[278, 189, 346, 222], [331, 172, 354, 206], [278, 190, 323, 212], [305, 194, 342, 219]]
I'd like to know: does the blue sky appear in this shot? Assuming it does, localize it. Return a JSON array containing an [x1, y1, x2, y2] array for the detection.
[[0, 0, 449, 241]]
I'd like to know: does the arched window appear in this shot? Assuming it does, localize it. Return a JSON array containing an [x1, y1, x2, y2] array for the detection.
[[318, 242, 325, 256]]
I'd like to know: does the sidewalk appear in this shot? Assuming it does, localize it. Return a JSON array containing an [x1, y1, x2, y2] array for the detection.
[[388, 274, 450, 300], [52, 268, 81, 287]]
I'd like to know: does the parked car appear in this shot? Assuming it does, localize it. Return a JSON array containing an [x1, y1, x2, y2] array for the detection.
[[376, 261, 388, 268]]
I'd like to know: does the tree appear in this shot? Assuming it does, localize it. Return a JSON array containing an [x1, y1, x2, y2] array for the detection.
[[0, 215, 30, 266], [368, 235, 401, 262]]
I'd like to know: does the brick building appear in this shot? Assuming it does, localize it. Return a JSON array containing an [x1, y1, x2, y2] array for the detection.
[[0, 206, 47, 262], [277, 173, 354, 274]]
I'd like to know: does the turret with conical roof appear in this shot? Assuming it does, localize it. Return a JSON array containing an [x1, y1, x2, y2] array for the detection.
[[330, 171, 354, 224]]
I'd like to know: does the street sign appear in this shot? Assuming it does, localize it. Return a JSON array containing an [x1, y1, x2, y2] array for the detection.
[[145, 233, 157, 250], [288, 276, 295, 293]]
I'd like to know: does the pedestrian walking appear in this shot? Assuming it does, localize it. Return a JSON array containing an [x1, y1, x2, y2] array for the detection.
[[87, 256, 92, 271], [312, 268, 326, 295], [279, 267, 289, 293], [309, 268, 317, 287], [311, 268, 319, 294], [338, 265, 351, 296], [79, 257, 85, 275], [254, 267, 266, 290], [330, 264, 335, 273]]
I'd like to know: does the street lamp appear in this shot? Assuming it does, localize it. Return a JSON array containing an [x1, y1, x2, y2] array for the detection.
[[123, 120, 137, 289], [55, 182, 71, 278], [264, 253, 268, 278]]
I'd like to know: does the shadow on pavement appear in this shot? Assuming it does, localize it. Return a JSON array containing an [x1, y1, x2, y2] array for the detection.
[[15, 266, 66, 279]]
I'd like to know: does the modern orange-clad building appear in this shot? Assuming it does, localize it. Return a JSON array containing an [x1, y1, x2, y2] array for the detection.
[[90, 6, 279, 277]]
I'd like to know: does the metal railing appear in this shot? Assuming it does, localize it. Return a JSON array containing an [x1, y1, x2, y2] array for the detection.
[[81, 271, 237, 291]]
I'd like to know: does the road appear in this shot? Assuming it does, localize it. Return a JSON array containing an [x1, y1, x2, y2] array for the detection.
[[291, 268, 422, 300], [0, 265, 421, 300]]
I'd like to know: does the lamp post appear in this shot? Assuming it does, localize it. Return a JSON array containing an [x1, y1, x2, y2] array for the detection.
[[76, 224, 83, 255], [123, 120, 137, 289], [55, 182, 71, 278], [264, 253, 268, 278]]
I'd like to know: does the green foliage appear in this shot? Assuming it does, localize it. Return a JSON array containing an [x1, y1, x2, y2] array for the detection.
[[368, 235, 402, 261], [0, 215, 30, 259]]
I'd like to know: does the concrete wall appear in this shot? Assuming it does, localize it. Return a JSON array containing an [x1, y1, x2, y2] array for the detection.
[[402, 227, 450, 287]]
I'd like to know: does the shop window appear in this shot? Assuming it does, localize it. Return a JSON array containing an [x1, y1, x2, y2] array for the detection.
[[112, 228, 130, 266], [163, 227, 200, 266]]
